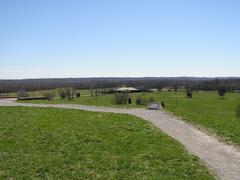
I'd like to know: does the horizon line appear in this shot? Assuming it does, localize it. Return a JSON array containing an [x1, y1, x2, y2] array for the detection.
[[1, 76, 240, 81]]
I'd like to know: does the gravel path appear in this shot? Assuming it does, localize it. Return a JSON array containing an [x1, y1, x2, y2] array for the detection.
[[1, 98, 240, 180]]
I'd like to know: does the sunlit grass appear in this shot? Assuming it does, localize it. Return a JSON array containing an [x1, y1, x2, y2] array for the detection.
[[22, 91, 240, 145], [0, 106, 213, 179]]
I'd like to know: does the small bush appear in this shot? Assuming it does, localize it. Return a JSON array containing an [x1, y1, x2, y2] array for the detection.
[[161, 101, 165, 108], [128, 98, 132, 104], [236, 104, 240, 119], [114, 93, 128, 104], [186, 91, 192, 98], [76, 93, 81, 98]]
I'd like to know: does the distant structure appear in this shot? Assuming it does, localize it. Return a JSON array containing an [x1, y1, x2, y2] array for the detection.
[[116, 87, 139, 93], [234, 90, 240, 93], [162, 87, 174, 92], [149, 88, 158, 92]]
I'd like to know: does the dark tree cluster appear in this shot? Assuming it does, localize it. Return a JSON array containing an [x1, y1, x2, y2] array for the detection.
[[0, 77, 240, 93]]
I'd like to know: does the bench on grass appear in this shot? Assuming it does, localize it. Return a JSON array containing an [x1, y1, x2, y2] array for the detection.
[[147, 103, 162, 110]]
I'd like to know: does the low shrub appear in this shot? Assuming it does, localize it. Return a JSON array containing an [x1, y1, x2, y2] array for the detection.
[[161, 101, 165, 108], [187, 91, 192, 98], [76, 93, 81, 98], [114, 93, 128, 104], [128, 98, 132, 104]]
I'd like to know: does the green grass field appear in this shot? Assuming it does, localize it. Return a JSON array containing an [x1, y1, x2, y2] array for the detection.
[[133, 91, 240, 145], [0, 106, 213, 179], [0, 89, 90, 98], [21, 91, 240, 146]]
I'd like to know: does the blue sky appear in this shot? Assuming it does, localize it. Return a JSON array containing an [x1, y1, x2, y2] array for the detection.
[[0, 0, 239, 79]]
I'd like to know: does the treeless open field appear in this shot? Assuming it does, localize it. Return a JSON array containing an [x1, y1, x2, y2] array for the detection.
[[0, 106, 213, 179]]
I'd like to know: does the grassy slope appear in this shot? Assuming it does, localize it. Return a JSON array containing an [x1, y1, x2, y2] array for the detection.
[[148, 92, 240, 145], [21, 91, 240, 145], [139, 92, 240, 145], [0, 106, 213, 179]]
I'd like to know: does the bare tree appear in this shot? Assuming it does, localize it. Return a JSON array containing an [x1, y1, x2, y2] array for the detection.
[[95, 89, 98, 99], [114, 93, 129, 104], [59, 88, 66, 99], [90, 88, 94, 100], [42, 90, 55, 100], [186, 88, 192, 98], [65, 87, 75, 100], [17, 89, 29, 98]]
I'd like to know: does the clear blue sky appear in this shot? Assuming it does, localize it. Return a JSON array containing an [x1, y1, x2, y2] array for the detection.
[[0, 0, 239, 79]]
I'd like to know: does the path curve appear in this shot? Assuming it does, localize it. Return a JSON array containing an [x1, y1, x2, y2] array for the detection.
[[1, 98, 240, 180]]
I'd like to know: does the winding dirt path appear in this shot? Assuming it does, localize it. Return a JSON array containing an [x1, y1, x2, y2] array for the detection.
[[1, 98, 240, 180]]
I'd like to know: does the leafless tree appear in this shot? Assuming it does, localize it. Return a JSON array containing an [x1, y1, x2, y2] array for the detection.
[[42, 90, 55, 100], [65, 87, 75, 100], [17, 89, 29, 98]]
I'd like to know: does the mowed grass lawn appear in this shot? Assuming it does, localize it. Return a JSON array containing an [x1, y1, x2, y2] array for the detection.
[[0, 106, 213, 179], [136, 91, 240, 145], [23, 91, 240, 145]]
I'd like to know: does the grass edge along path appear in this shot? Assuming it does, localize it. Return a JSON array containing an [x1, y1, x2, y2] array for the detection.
[[0, 106, 214, 179], [19, 91, 240, 146]]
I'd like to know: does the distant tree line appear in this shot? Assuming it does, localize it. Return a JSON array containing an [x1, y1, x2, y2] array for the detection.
[[0, 77, 240, 93]]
